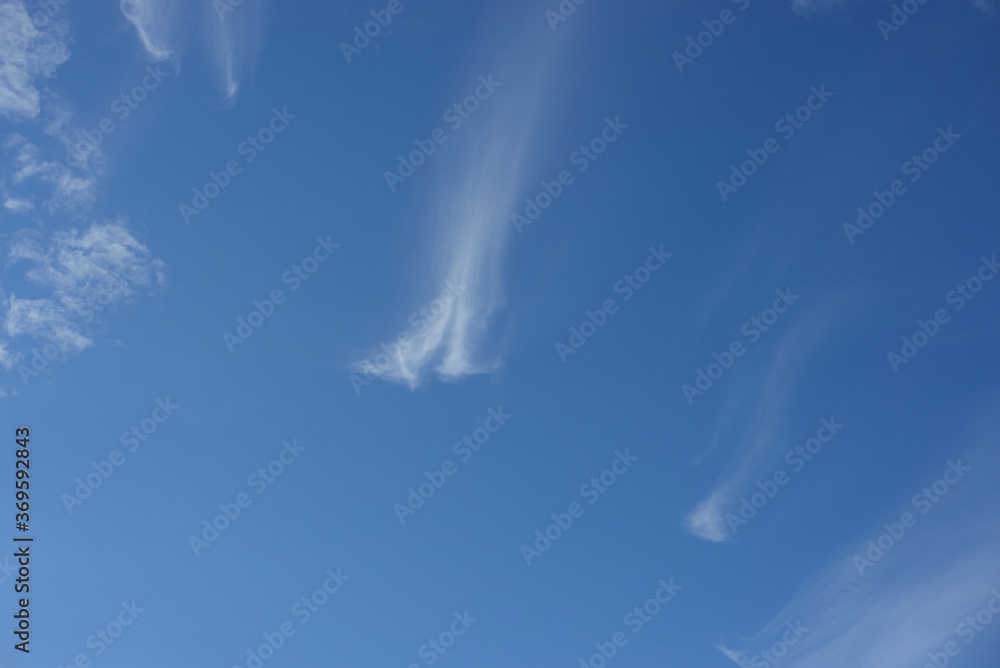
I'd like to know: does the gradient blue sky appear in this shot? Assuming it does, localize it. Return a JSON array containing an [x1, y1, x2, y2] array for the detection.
[[2, 0, 1000, 666]]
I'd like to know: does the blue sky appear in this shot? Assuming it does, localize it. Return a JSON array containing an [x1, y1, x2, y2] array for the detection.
[[2, 0, 1000, 666]]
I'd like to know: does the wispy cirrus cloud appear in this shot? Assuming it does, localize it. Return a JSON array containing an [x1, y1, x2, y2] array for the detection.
[[0, 3, 168, 391], [0, 0, 70, 119], [120, 0, 176, 61], [118, 0, 265, 103], [207, 0, 264, 104], [684, 295, 850, 542], [354, 62, 551, 388], [717, 416, 1000, 667], [1, 220, 166, 368], [792, 0, 996, 15], [6, 134, 98, 212]]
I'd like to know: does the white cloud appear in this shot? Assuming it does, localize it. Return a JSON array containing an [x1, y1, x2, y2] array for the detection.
[[120, 0, 176, 61], [718, 516, 1000, 668], [0, 338, 18, 369], [118, 0, 265, 102], [354, 74, 547, 388], [3, 196, 32, 213], [792, 0, 995, 15], [684, 295, 850, 542], [206, 0, 264, 103], [3, 294, 91, 352], [1, 220, 166, 366], [7, 136, 97, 211], [716, 406, 1000, 667], [7, 219, 166, 311], [0, 0, 70, 119]]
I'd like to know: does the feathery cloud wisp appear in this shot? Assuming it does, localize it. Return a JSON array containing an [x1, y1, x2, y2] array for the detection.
[[120, 0, 176, 61], [1, 220, 166, 368], [354, 71, 547, 388], [0, 0, 70, 119]]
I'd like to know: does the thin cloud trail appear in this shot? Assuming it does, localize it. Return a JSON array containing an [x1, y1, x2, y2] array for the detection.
[[355, 40, 554, 388]]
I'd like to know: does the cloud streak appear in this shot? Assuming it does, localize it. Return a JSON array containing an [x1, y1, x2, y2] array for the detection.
[[684, 295, 848, 542], [0, 0, 70, 119], [354, 65, 550, 388], [1, 220, 166, 371], [118, 0, 264, 102], [120, 0, 176, 61], [717, 424, 1000, 668]]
